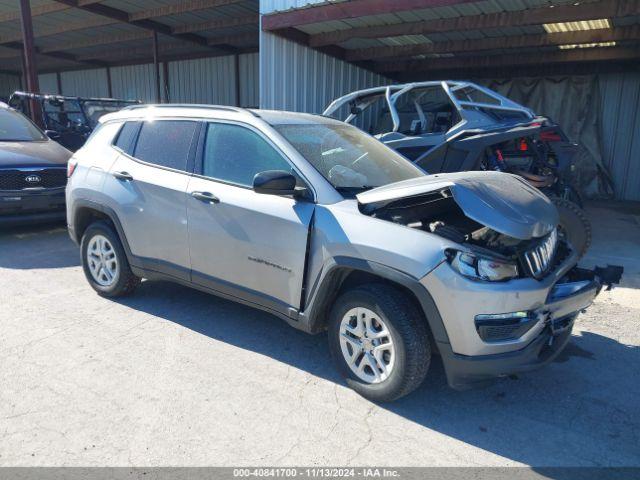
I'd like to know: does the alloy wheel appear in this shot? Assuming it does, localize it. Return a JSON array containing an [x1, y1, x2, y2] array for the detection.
[[87, 234, 119, 287], [339, 307, 395, 384]]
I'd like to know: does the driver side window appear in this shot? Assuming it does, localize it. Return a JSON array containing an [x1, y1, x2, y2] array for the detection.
[[202, 123, 292, 188]]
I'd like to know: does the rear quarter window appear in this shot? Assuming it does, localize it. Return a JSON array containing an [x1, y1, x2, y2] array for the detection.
[[113, 121, 140, 155], [83, 121, 123, 150]]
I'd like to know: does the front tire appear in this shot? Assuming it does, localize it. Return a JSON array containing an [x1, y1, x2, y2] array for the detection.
[[328, 284, 431, 402], [80, 221, 140, 297]]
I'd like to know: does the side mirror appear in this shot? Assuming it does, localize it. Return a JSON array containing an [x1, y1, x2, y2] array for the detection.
[[253, 170, 296, 196], [44, 130, 60, 139]]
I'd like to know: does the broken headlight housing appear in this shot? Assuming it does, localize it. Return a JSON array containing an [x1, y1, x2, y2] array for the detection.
[[447, 250, 519, 282]]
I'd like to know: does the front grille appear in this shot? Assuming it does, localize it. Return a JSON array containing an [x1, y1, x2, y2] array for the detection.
[[522, 228, 558, 279], [0, 168, 67, 191]]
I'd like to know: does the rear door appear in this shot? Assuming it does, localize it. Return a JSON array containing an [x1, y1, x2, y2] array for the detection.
[[186, 121, 314, 312], [102, 119, 200, 280]]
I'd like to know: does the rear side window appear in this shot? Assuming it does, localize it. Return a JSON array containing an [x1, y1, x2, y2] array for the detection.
[[133, 120, 199, 172], [84, 121, 122, 149], [202, 123, 291, 187], [113, 121, 140, 155]]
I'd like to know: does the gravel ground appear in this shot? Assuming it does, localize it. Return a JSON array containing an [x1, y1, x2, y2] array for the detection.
[[0, 203, 638, 467]]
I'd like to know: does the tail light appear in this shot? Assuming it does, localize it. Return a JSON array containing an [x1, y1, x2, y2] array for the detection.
[[67, 159, 77, 178], [540, 131, 562, 142], [519, 138, 528, 151]]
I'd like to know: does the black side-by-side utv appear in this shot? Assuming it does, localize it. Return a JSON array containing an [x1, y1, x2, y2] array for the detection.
[[324, 81, 592, 258], [9, 91, 141, 152]]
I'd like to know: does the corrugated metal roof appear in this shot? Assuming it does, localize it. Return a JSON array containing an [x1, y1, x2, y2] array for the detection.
[[291, 0, 599, 36], [0, 0, 259, 74]]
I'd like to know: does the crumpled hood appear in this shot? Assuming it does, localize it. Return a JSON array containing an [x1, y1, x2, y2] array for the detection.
[[0, 140, 71, 168], [357, 171, 558, 240]]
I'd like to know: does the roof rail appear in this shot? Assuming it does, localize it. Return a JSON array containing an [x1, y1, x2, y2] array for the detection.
[[121, 104, 247, 113]]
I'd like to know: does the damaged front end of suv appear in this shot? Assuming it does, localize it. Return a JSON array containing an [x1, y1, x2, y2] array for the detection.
[[352, 170, 622, 389]]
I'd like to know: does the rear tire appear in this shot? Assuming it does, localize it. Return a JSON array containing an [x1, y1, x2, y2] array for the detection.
[[80, 221, 140, 297], [550, 197, 591, 259], [328, 283, 430, 402]]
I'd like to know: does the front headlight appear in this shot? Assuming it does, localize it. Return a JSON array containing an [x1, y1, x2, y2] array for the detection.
[[447, 250, 519, 282]]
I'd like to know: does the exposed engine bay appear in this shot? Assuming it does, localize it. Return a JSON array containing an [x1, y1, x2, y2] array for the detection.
[[360, 188, 570, 280]]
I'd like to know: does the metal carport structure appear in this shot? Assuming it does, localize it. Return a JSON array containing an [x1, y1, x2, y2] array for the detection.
[[0, 0, 260, 106], [259, 0, 640, 201]]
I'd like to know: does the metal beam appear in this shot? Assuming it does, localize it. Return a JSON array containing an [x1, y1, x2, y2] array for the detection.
[[106, 66, 112, 97], [153, 31, 161, 103], [56, 71, 62, 94], [0, 3, 70, 23], [261, 0, 476, 31], [398, 60, 640, 81], [375, 46, 640, 73], [18, 0, 40, 124], [41, 31, 153, 53], [162, 61, 169, 102], [0, 41, 107, 67], [308, 0, 640, 47], [0, 32, 257, 59], [347, 25, 640, 62], [0, 16, 117, 45], [172, 14, 258, 34], [25, 47, 259, 75], [52, 0, 239, 54], [207, 32, 258, 46], [75, 42, 195, 61], [129, 0, 244, 21]]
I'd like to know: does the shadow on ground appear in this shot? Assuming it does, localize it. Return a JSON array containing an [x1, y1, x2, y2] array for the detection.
[[0, 222, 79, 269], [114, 280, 640, 467]]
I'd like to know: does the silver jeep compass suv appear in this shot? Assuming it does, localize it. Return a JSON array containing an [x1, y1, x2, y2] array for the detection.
[[66, 105, 620, 402]]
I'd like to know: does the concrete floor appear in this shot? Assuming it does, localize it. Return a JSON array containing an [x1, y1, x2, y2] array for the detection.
[[0, 203, 639, 467]]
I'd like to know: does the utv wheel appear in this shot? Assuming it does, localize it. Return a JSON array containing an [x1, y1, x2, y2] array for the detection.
[[80, 221, 140, 297], [328, 284, 430, 402], [550, 197, 592, 259]]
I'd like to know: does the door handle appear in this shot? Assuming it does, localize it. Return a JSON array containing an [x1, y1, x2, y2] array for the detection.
[[113, 171, 133, 181], [191, 191, 220, 204]]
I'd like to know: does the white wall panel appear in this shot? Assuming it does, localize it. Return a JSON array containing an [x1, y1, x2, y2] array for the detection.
[[239, 52, 259, 108], [600, 72, 640, 202], [60, 69, 109, 97], [260, 31, 389, 118], [0, 73, 20, 100], [110, 64, 163, 102], [38, 73, 59, 94], [168, 56, 236, 105]]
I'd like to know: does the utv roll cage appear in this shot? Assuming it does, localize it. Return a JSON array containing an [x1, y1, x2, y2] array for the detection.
[[323, 81, 538, 138], [9, 91, 141, 151]]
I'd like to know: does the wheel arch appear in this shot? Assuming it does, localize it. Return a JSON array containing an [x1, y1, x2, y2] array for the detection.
[[300, 256, 450, 347], [70, 200, 134, 263]]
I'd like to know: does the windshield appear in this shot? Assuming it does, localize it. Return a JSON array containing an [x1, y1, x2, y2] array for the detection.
[[273, 122, 424, 194], [44, 99, 85, 130], [0, 108, 46, 142]]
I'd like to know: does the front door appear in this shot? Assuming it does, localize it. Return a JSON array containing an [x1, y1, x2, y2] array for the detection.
[[186, 121, 314, 312]]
